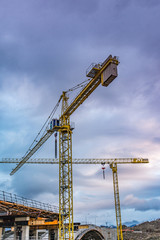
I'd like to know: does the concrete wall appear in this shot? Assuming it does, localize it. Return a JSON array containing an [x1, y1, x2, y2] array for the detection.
[[101, 227, 117, 240]]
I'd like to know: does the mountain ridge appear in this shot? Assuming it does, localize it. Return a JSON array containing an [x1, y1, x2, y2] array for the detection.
[[123, 218, 160, 240]]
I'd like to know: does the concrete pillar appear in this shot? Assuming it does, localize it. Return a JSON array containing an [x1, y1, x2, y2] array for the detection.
[[14, 226, 22, 240], [0, 227, 3, 239], [14, 227, 17, 240], [49, 229, 55, 240], [29, 229, 36, 240], [35, 229, 38, 240], [36, 229, 47, 240], [54, 229, 58, 240], [14, 225, 29, 240], [101, 227, 117, 240], [22, 225, 29, 240], [14, 217, 30, 240]]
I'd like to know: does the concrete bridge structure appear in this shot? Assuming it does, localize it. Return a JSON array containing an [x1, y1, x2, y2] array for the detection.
[[0, 222, 117, 240], [74, 225, 116, 240], [0, 191, 116, 240]]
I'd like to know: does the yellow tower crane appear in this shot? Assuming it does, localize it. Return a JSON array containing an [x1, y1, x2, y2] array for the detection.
[[1, 157, 148, 240], [9, 55, 119, 240], [111, 163, 123, 240]]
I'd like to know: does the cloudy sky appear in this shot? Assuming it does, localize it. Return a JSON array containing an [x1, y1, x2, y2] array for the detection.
[[0, 0, 160, 226]]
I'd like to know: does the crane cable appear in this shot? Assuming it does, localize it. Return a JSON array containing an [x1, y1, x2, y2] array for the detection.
[[22, 79, 90, 157], [66, 79, 90, 106], [66, 79, 90, 93], [23, 95, 62, 157]]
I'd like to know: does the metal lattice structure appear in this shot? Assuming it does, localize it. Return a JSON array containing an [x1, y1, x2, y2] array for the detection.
[[58, 92, 74, 240], [110, 164, 123, 240], [7, 55, 120, 240], [1, 158, 148, 164]]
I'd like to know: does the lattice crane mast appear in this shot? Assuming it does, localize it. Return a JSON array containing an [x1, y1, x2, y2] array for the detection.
[[1, 157, 148, 240], [9, 55, 119, 240], [110, 163, 123, 240]]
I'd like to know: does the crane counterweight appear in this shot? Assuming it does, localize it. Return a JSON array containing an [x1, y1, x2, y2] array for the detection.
[[101, 60, 118, 87], [86, 55, 119, 87]]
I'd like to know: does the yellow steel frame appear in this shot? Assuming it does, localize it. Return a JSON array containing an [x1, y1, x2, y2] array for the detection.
[[110, 163, 123, 240], [63, 57, 119, 117], [9, 55, 119, 240], [2, 158, 148, 164], [59, 92, 74, 240]]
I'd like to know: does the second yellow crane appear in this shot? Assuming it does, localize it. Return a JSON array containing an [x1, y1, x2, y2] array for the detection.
[[1, 157, 148, 240]]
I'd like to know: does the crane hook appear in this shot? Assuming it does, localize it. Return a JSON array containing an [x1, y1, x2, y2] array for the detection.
[[101, 163, 106, 180]]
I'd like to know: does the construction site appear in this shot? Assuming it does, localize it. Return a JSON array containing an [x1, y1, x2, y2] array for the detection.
[[0, 55, 149, 240]]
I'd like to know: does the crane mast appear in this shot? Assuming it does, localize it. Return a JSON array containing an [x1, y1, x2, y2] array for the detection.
[[59, 92, 73, 240], [110, 163, 123, 240]]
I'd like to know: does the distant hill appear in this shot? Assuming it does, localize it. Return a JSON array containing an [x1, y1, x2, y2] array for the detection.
[[123, 220, 139, 227], [123, 219, 160, 240]]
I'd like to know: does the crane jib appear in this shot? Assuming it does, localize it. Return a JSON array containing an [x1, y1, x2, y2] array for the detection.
[[62, 56, 119, 117], [10, 130, 54, 175], [4, 158, 149, 164], [10, 55, 119, 176]]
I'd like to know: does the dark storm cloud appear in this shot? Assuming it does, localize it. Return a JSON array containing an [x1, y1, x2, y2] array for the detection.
[[122, 194, 160, 211], [0, 0, 160, 224], [0, 0, 159, 124], [0, 0, 101, 84], [73, 163, 160, 212], [10, 165, 59, 198], [0, 0, 159, 84], [113, 0, 160, 57], [0, 180, 9, 190], [153, 137, 160, 144], [139, 185, 160, 199]]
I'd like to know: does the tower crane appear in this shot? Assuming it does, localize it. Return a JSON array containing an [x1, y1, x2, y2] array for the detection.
[[9, 55, 119, 240], [110, 163, 122, 240], [1, 157, 148, 240]]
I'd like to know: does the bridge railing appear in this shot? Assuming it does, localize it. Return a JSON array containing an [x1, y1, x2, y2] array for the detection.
[[0, 190, 59, 213], [0, 237, 49, 240]]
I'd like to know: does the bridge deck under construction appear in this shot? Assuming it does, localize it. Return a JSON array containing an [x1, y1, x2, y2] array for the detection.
[[0, 191, 59, 219]]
